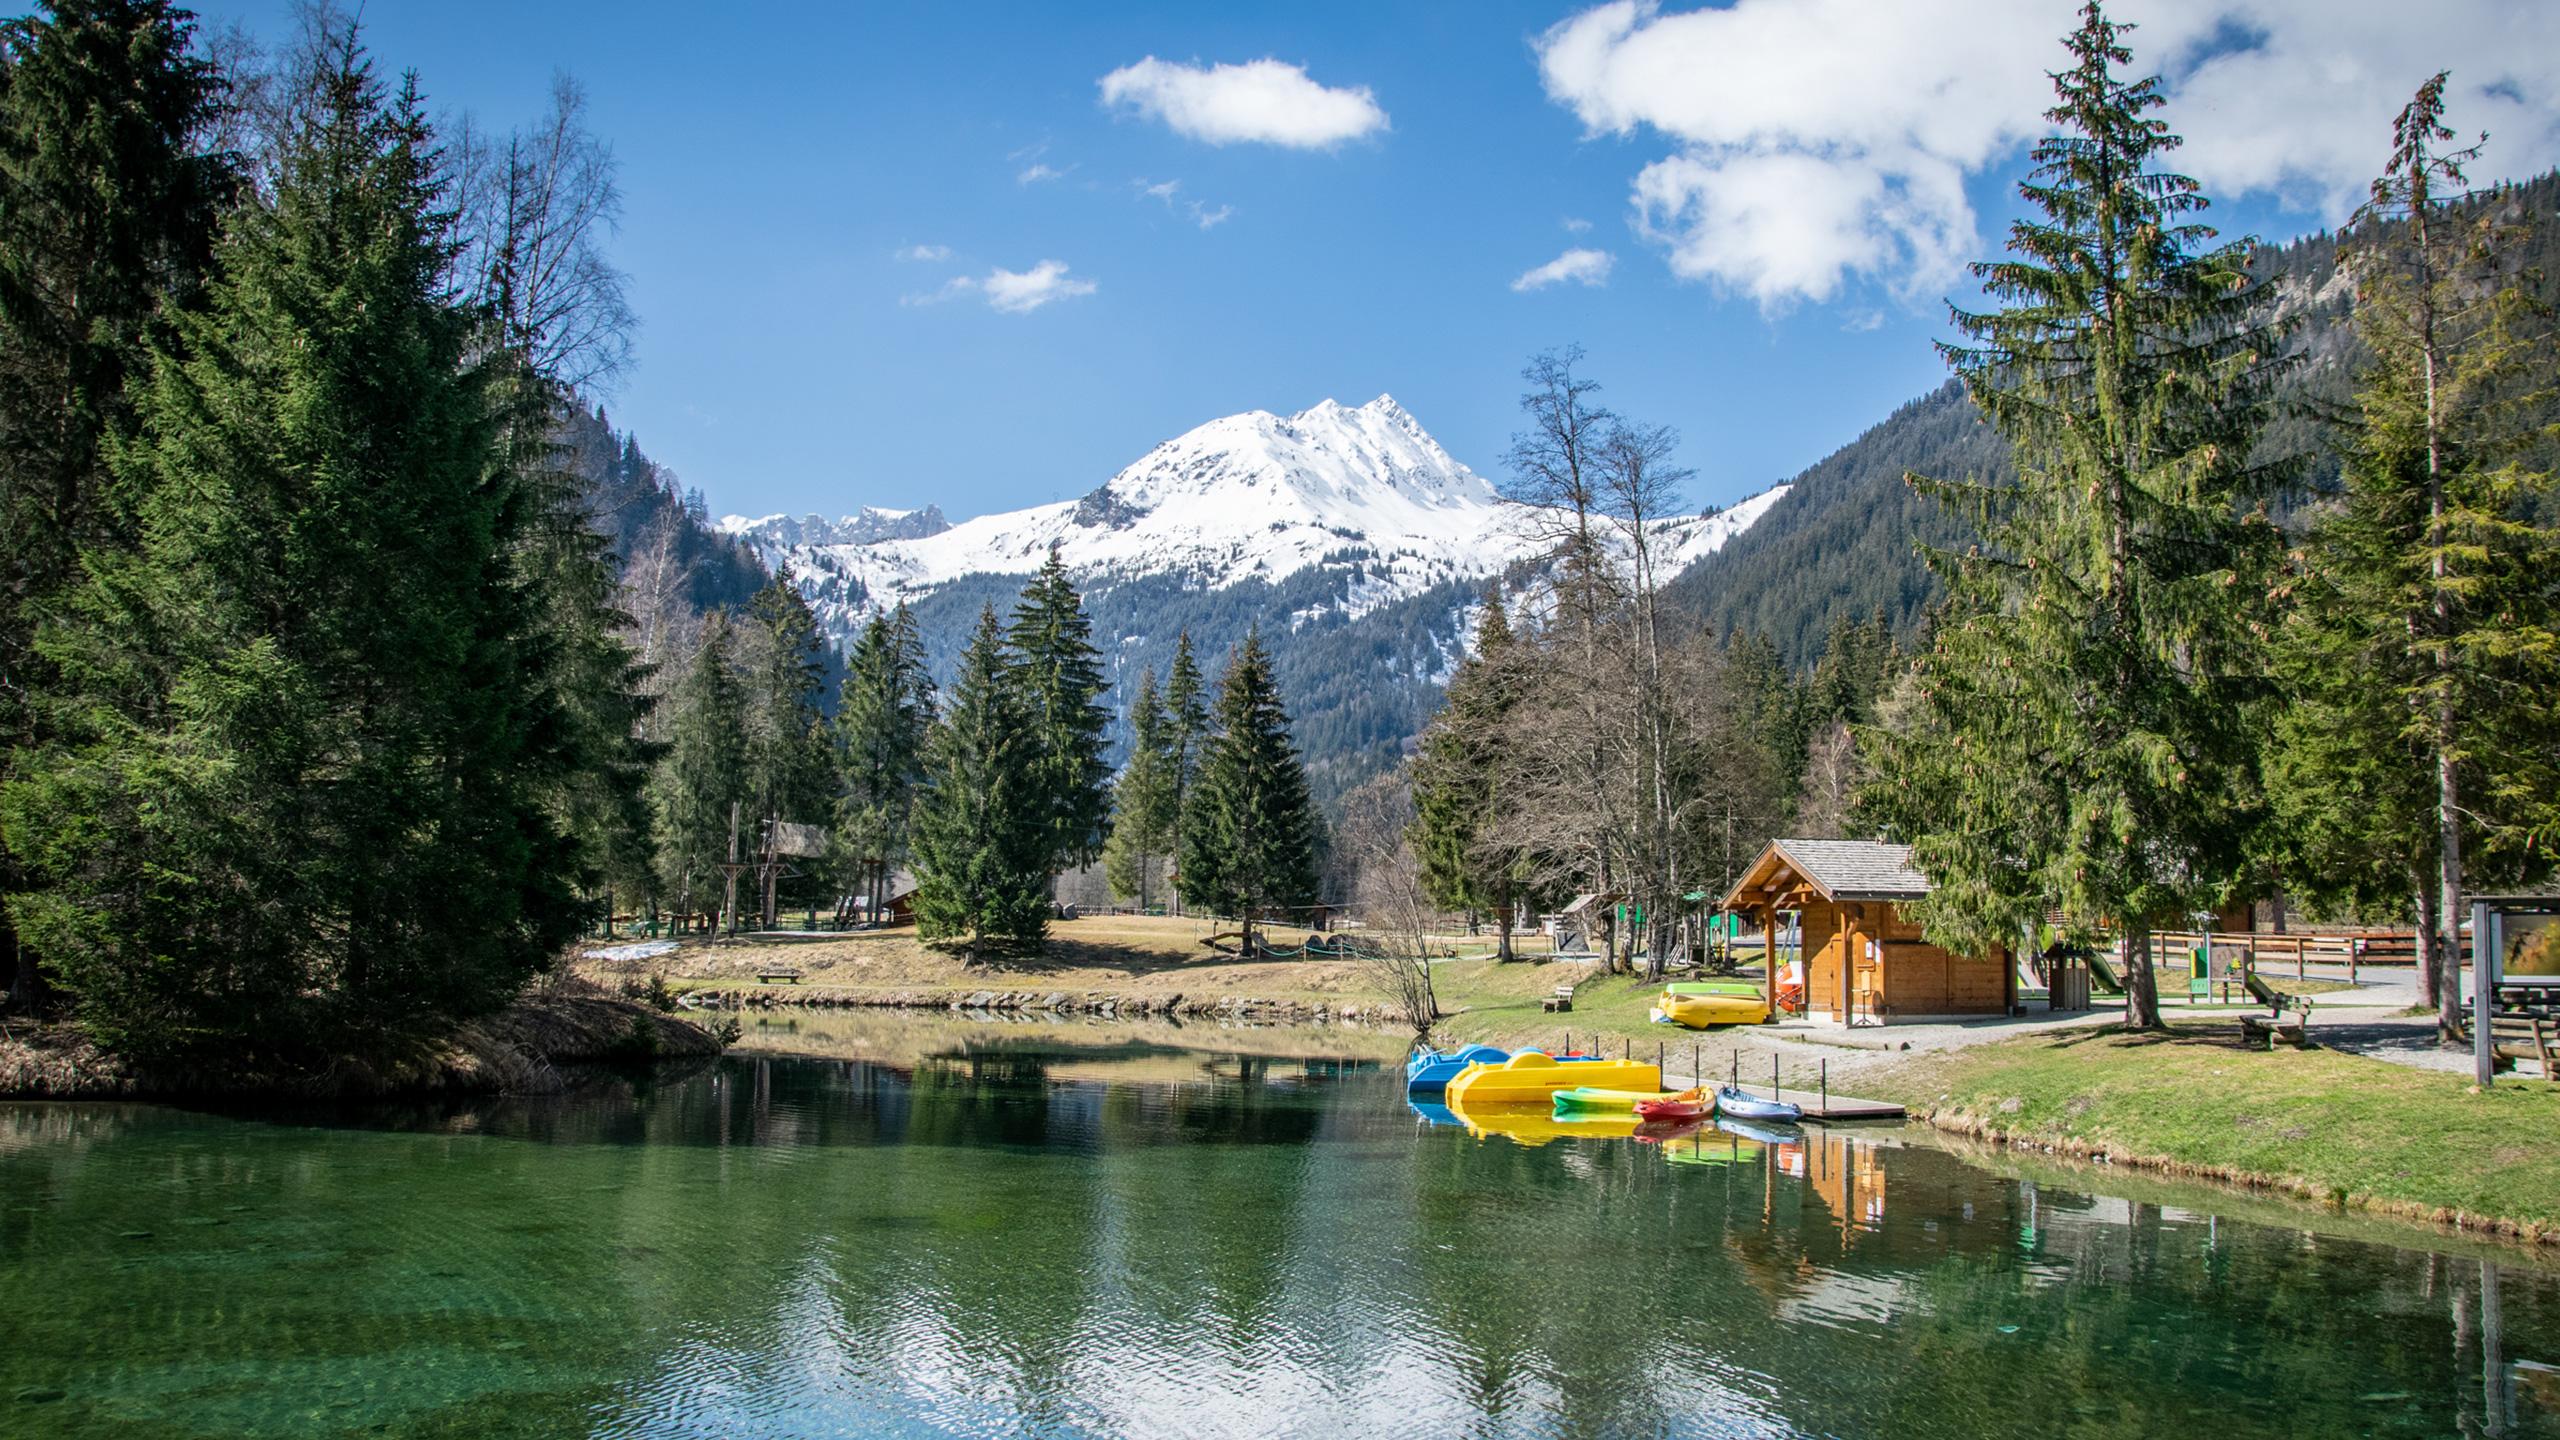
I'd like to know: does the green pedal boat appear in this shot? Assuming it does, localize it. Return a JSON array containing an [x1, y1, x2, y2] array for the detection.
[[1550, 1085, 1670, 1116]]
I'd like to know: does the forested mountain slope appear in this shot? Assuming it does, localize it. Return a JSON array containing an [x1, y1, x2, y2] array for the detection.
[[1667, 168, 2560, 668], [730, 396, 1777, 807]]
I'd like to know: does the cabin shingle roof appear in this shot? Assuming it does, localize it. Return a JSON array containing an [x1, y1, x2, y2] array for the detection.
[[1768, 838, 1931, 901]]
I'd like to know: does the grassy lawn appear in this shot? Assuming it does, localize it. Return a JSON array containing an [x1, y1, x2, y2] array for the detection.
[[1862, 1021, 2560, 1240]]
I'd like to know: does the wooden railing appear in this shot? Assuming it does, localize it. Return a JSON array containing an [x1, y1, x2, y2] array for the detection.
[[2149, 929, 2472, 982]]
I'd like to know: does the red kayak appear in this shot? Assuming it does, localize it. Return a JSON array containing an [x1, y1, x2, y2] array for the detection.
[[1634, 1088, 1710, 1123]]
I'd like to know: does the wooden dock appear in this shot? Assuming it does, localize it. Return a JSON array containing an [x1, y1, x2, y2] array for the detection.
[[1724, 1083, 1907, 1122], [1661, 1075, 1908, 1122]]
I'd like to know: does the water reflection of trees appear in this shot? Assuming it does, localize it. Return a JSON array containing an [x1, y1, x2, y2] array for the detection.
[[5, 1062, 2559, 1438]]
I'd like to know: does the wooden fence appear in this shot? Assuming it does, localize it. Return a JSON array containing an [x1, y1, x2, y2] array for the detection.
[[2149, 928, 2471, 982]]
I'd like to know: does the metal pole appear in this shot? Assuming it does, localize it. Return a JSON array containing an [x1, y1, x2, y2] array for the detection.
[[1773, 1053, 1782, 1104]]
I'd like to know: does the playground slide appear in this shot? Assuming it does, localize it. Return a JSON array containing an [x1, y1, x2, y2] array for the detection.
[[2083, 949, 2125, 994]]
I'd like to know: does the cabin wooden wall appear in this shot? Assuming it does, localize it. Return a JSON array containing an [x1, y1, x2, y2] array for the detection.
[[1873, 905, 2004, 1015], [1803, 901, 1845, 1018]]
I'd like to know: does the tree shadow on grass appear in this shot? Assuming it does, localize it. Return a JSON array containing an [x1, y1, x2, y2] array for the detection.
[[2045, 1023, 2251, 1054]]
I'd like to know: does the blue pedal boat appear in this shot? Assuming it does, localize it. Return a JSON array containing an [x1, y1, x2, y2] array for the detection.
[[1405, 1044, 1509, 1093]]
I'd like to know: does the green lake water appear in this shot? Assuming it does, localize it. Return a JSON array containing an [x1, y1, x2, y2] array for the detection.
[[2, 1017, 2556, 1439]]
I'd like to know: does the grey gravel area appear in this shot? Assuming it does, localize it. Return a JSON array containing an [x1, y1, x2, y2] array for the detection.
[[2313, 1014, 2507, 1075]]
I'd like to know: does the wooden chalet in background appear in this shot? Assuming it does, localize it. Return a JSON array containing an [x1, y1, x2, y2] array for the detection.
[[1723, 838, 2012, 1026]]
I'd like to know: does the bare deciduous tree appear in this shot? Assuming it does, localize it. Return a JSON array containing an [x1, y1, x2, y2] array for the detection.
[[1795, 723, 1858, 839], [1337, 773, 1439, 1031], [454, 72, 635, 393]]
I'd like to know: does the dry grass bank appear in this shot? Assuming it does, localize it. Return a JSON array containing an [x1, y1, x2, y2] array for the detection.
[[588, 914, 1392, 1007]]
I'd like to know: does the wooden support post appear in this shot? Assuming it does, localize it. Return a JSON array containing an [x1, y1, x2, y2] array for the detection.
[[1763, 905, 1779, 1018]]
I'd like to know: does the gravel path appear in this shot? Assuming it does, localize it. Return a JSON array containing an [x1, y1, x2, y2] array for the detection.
[[2311, 1015, 2482, 1074]]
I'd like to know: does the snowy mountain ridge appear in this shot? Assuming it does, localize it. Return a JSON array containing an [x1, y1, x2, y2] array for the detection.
[[723, 394, 1783, 641]]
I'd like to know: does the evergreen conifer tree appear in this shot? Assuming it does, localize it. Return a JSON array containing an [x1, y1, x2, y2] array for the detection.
[[1006, 547, 1113, 878], [1177, 630, 1320, 957], [652, 614, 748, 930], [1866, 2, 2291, 1027], [0, 0, 227, 1012], [1412, 593, 1531, 958], [740, 569, 830, 820], [832, 604, 934, 924], [911, 607, 1049, 949], [734, 568, 830, 922], [2273, 74, 2560, 1037], [1161, 631, 1210, 900], [1102, 668, 1175, 909], [4, 52, 585, 1065]]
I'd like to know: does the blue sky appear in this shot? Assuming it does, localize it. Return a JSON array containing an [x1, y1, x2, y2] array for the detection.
[[191, 1, 2560, 522]]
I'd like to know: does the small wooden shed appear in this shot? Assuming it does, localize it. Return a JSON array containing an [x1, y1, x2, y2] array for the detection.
[[1722, 838, 2011, 1026]]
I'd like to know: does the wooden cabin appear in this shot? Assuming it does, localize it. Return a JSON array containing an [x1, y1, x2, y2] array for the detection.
[[1722, 839, 2011, 1026]]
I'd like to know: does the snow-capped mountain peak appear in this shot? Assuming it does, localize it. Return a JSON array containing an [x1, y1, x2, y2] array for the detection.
[[723, 394, 1781, 651]]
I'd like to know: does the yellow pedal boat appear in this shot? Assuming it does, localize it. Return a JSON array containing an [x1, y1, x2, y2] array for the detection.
[[1446, 1099, 1642, 1147], [1654, 989, 1771, 1028], [1443, 1050, 1661, 1106]]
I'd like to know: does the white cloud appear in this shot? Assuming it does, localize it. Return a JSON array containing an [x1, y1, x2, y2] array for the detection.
[[894, 244, 951, 263], [901, 259, 1096, 314], [982, 260, 1096, 313], [1134, 178, 1236, 231], [1534, 0, 2560, 309], [1512, 247, 1616, 291], [1562, 216, 1593, 233], [1100, 56, 1388, 148], [1017, 162, 1069, 184]]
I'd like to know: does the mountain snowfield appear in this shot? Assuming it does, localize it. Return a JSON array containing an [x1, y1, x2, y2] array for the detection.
[[722, 394, 1787, 645]]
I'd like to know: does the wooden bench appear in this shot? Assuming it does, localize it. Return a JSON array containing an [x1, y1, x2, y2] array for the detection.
[[2239, 968, 2312, 1050], [1542, 982, 1575, 1014], [2239, 1011, 2309, 1049], [2475, 1014, 2558, 1080], [756, 968, 805, 985]]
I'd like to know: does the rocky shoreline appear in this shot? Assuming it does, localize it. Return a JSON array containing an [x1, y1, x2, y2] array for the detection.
[[0, 991, 728, 1101], [684, 983, 1416, 1029]]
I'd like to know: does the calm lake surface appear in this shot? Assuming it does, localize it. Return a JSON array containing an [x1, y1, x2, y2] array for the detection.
[[2, 1015, 2556, 1439]]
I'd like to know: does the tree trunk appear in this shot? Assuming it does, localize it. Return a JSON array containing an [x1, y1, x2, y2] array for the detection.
[[7, 928, 43, 1018], [2436, 746, 2467, 1045], [2124, 927, 2163, 1029], [2413, 874, 2440, 1008], [1495, 900, 1515, 962]]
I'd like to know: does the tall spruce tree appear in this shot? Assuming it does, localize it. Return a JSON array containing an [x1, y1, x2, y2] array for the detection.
[[0, 0, 227, 1012], [910, 607, 1049, 949], [1866, 2, 2291, 1027], [1102, 668, 1175, 909], [651, 614, 747, 930], [2275, 74, 2560, 1039], [3, 52, 586, 1066], [1177, 630, 1320, 957], [737, 568, 830, 922], [1006, 547, 1112, 878], [1161, 630, 1210, 901], [1412, 593, 1531, 958], [832, 604, 934, 924], [740, 570, 828, 816]]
